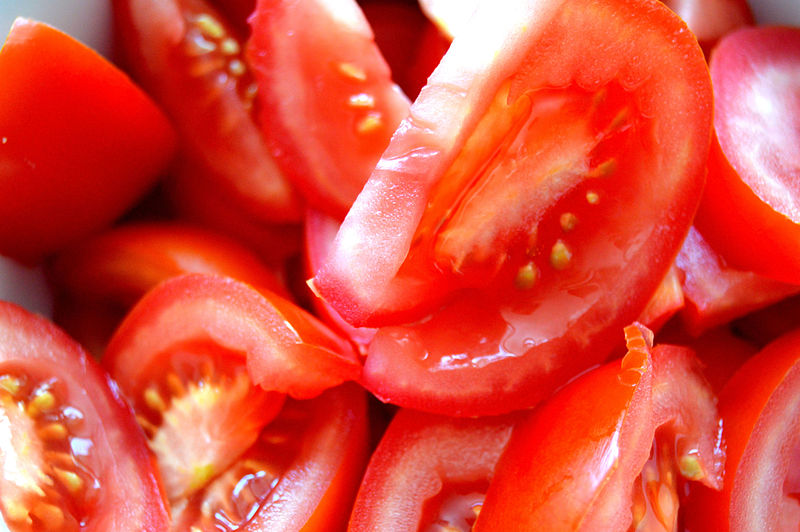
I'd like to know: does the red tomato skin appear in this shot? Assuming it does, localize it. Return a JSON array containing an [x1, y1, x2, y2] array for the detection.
[[112, 0, 303, 224], [475, 328, 724, 531], [103, 274, 360, 401], [694, 26, 800, 284], [246, 0, 411, 218], [348, 408, 520, 531], [685, 328, 800, 531], [0, 19, 176, 264], [0, 301, 170, 530], [242, 384, 369, 532], [675, 227, 800, 337]]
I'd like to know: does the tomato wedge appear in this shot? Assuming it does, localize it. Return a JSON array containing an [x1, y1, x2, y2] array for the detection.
[[112, 0, 303, 223], [348, 408, 520, 531], [685, 327, 800, 531], [474, 325, 724, 530], [694, 26, 800, 284], [313, 0, 711, 416], [247, 0, 411, 217], [0, 18, 176, 263], [674, 226, 800, 336], [0, 301, 169, 530]]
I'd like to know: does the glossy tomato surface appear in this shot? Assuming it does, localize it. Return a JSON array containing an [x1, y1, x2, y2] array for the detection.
[[314, 0, 712, 416], [0, 301, 169, 530], [695, 26, 800, 284], [0, 18, 175, 264]]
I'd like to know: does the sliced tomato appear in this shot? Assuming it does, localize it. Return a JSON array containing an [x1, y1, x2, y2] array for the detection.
[[731, 293, 800, 348], [305, 209, 377, 358], [48, 222, 289, 356], [637, 264, 685, 333], [685, 327, 800, 531], [112, 0, 303, 224], [313, 0, 711, 416], [348, 407, 520, 531], [675, 226, 800, 337], [0, 301, 169, 529], [246, 0, 411, 217], [694, 26, 800, 284], [474, 324, 724, 530], [0, 18, 175, 264], [661, 0, 753, 52]]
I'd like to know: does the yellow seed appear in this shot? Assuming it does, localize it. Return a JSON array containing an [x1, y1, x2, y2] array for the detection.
[[0, 376, 21, 396], [220, 37, 240, 55], [679, 455, 704, 481], [337, 62, 367, 82], [349, 93, 375, 108], [54, 468, 83, 495], [38, 423, 68, 440], [244, 83, 259, 101], [559, 212, 578, 232], [610, 107, 630, 130], [228, 58, 246, 77], [166, 373, 186, 397], [550, 240, 572, 270], [190, 463, 216, 492], [44, 451, 74, 469], [195, 13, 225, 39], [143, 388, 168, 413], [587, 158, 617, 178], [4, 499, 30, 523], [136, 414, 159, 438], [586, 191, 600, 204], [515, 262, 539, 290], [473, 504, 483, 518], [185, 33, 217, 56], [27, 390, 56, 417], [31, 502, 64, 529], [356, 113, 383, 135]]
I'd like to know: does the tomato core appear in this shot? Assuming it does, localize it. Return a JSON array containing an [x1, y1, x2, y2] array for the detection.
[[0, 373, 99, 531], [129, 342, 283, 502]]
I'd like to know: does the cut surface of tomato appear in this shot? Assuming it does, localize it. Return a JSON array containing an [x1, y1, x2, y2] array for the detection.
[[247, 0, 411, 217], [0, 301, 169, 530], [112, 0, 303, 224], [694, 26, 800, 284], [313, 0, 711, 416], [474, 325, 724, 531], [348, 407, 520, 531], [0, 18, 176, 263]]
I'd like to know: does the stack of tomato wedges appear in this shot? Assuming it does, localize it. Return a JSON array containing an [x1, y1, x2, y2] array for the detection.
[[1, 0, 799, 529]]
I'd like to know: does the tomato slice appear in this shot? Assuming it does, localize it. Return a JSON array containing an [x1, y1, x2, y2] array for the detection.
[[348, 407, 520, 531], [0, 301, 169, 530], [674, 226, 800, 337], [48, 222, 290, 357], [0, 18, 176, 264], [112, 0, 303, 224], [685, 327, 800, 530], [313, 0, 711, 416], [246, 0, 411, 217], [694, 26, 800, 284], [474, 324, 724, 530]]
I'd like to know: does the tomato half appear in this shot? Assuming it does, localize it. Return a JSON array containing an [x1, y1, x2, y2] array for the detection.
[[0, 301, 169, 530], [0, 18, 176, 264], [674, 226, 800, 337], [313, 0, 711, 416], [685, 327, 800, 531], [348, 407, 520, 531], [474, 324, 724, 530], [112, 0, 303, 224], [694, 26, 800, 284], [246, 0, 411, 217]]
